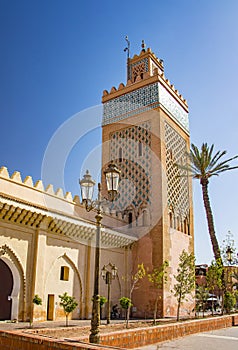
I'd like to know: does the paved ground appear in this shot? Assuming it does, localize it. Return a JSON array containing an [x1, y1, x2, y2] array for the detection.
[[136, 327, 238, 350]]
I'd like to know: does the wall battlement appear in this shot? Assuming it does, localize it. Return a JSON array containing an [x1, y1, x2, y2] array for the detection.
[[0, 166, 126, 226], [0, 166, 75, 203], [102, 47, 188, 108]]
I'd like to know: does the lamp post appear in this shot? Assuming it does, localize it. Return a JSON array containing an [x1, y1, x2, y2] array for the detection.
[[226, 245, 238, 266], [101, 263, 117, 324], [79, 162, 120, 344], [226, 246, 233, 266]]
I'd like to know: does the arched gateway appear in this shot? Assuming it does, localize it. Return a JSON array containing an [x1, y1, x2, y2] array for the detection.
[[0, 259, 13, 320]]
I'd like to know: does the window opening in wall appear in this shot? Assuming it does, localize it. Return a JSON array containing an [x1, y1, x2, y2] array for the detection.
[[119, 147, 123, 162], [169, 212, 173, 228], [138, 142, 143, 157], [177, 217, 180, 231], [60, 266, 69, 281], [128, 212, 133, 228]]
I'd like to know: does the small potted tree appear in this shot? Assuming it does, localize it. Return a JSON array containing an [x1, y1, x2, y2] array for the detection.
[[59, 292, 78, 327]]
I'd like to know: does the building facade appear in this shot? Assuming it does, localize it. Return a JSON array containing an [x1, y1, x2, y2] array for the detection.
[[0, 167, 136, 322], [101, 44, 194, 317], [0, 44, 194, 322]]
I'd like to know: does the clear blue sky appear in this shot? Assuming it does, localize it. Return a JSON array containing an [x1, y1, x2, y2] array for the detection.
[[1, 0, 238, 264]]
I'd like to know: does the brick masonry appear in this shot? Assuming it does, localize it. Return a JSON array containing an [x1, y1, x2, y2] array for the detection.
[[0, 315, 237, 350]]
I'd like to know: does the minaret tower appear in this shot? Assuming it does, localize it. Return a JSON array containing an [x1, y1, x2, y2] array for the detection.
[[101, 41, 194, 317]]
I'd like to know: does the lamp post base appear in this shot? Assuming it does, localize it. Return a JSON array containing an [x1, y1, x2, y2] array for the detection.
[[89, 294, 100, 344], [89, 333, 100, 344]]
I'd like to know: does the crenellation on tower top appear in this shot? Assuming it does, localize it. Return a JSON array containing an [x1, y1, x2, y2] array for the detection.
[[103, 46, 187, 109], [102, 46, 189, 133]]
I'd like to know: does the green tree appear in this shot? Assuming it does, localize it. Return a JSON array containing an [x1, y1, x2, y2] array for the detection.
[[59, 292, 78, 326], [234, 289, 238, 310], [99, 296, 107, 320], [195, 286, 209, 318], [173, 250, 195, 321], [119, 297, 133, 327], [224, 291, 236, 314], [33, 294, 42, 306], [178, 143, 238, 262], [232, 271, 238, 291], [123, 263, 146, 327], [147, 261, 169, 324], [206, 260, 223, 315]]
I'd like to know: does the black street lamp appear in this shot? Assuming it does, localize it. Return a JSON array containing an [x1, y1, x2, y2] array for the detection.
[[226, 246, 233, 265], [226, 245, 238, 266], [79, 162, 120, 344], [101, 263, 118, 324]]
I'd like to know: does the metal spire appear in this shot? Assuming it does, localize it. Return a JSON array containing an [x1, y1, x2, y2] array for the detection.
[[124, 36, 130, 81], [141, 39, 146, 51], [124, 35, 130, 59]]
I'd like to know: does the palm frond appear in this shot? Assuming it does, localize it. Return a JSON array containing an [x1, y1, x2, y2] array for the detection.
[[175, 143, 238, 183], [189, 143, 238, 179]]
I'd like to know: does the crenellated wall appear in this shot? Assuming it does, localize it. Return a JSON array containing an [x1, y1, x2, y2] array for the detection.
[[0, 166, 128, 228], [102, 48, 188, 108], [0, 166, 135, 323]]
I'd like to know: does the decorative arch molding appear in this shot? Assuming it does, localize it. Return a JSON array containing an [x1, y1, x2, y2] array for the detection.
[[137, 202, 151, 227], [0, 245, 26, 321], [45, 253, 83, 319], [123, 202, 152, 227], [60, 253, 83, 316]]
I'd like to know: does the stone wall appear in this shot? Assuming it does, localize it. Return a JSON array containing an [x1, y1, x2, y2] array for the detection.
[[0, 315, 237, 350]]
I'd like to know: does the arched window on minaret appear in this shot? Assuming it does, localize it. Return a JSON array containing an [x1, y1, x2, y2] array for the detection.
[[173, 215, 176, 229], [169, 212, 173, 228], [128, 212, 133, 228], [119, 147, 123, 162], [138, 142, 143, 157], [177, 216, 180, 231], [184, 219, 187, 234]]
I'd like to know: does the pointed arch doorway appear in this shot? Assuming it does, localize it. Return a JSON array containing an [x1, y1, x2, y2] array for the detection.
[[0, 259, 13, 320]]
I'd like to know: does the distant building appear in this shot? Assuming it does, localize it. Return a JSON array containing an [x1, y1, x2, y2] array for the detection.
[[0, 43, 194, 322], [195, 263, 238, 299], [195, 264, 208, 287]]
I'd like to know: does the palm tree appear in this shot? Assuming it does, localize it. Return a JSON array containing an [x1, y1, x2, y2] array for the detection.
[[180, 143, 238, 262]]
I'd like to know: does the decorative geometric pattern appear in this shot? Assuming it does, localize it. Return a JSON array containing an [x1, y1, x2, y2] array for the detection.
[[109, 121, 152, 214], [129, 58, 149, 81], [164, 122, 189, 223], [103, 82, 189, 134], [159, 84, 189, 132], [102, 83, 159, 126]]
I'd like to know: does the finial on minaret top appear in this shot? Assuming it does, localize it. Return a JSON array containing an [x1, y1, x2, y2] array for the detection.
[[124, 36, 130, 59], [124, 36, 130, 81], [141, 40, 146, 51]]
